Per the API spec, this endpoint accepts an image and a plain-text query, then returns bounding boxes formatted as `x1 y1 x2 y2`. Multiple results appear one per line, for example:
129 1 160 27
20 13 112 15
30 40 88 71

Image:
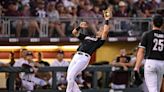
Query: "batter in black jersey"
134 14 164 92
66 7 113 92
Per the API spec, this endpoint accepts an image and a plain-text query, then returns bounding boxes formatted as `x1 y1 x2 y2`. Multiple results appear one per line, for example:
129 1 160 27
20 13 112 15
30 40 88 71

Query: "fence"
0 17 151 38
0 65 142 92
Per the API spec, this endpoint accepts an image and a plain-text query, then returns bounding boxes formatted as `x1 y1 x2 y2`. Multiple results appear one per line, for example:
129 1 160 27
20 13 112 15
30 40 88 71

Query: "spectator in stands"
47 1 65 37
110 49 133 89
0 4 2 16
21 4 31 17
133 0 148 17
64 6 79 37
35 1 47 18
79 2 98 35
29 0 48 37
112 0 120 13
5 1 23 37
93 5 103 19
62 0 76 11
126 0 137 17
20 0 30 6
92 0 109 11
20 3 40 37
49 50 69 90
77 0 85 16
160 1 164 8
147 0 160 12
114 1 130 17
142 7 152 18
69 6 78 27
4 0 40 37
114 1 132 33
0 4 3 36
56 2 71 37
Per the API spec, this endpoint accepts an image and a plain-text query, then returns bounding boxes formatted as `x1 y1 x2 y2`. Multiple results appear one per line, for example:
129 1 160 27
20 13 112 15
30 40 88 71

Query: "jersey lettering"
152 38 164 52
85 36 98 41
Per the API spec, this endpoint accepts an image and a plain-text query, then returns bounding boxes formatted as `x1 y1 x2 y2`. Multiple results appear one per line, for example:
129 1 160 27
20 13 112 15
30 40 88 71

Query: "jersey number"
153 38 164 52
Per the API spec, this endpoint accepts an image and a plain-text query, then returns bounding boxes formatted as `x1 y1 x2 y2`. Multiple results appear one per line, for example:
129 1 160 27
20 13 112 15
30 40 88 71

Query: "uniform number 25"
153 38 164 52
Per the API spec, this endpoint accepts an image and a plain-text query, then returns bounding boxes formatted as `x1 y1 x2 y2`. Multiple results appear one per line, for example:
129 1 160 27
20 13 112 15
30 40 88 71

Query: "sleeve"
99 40 105 45
138 32 147 49
65 61 69 66
77 33 86 41
96 39 105 48
50 62 55 67
13 61 21 67
116 57 120 62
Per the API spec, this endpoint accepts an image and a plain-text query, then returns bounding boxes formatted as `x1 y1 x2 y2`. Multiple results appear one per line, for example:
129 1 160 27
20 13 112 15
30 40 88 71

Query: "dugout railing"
0 65 142 92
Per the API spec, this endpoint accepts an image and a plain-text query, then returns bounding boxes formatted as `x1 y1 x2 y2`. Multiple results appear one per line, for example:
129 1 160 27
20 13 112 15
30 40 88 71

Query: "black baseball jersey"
139 30 164 60
77 33 105 55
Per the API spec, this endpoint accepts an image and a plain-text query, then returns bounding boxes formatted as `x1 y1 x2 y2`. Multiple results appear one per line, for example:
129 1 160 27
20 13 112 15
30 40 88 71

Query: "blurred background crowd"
0 0 163 92
0 0 163 37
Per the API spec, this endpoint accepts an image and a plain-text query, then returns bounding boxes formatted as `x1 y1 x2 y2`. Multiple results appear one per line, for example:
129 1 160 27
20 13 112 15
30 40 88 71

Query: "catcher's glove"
131 71 143 86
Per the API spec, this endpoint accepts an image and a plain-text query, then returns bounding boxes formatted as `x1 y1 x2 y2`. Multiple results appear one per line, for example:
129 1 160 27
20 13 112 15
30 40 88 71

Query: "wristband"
76 26 81 31
105 20 109 25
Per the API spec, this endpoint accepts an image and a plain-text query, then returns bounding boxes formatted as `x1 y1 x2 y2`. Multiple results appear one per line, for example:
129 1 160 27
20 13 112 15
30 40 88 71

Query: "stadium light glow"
0 46 22 51
25 46 59 51
0 45 79 51
61 45 78 51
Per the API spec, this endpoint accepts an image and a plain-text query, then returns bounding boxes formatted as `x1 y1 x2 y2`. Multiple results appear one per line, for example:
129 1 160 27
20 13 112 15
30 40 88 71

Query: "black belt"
22 79 34 83
77 52 89 57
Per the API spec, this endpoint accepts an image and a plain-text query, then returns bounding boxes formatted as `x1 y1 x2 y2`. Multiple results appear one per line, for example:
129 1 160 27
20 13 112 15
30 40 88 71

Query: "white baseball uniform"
14 58 47 91
49 60 69 85
139 30 164 92
66 52 91 92
66 32 106 92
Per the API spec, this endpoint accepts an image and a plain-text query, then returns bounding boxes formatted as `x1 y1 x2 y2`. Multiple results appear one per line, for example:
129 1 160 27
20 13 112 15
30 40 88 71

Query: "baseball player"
66 8 112 92
134 14 164 92
49 50 69 86
14 51 47 91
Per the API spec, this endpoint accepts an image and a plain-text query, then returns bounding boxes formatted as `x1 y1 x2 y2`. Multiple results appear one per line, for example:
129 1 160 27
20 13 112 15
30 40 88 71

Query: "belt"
77 51 90 57
22 79 34 83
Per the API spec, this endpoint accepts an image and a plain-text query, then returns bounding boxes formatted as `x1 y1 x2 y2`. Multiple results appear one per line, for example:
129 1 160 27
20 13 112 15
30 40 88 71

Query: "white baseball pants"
66 52 91 92
144 59 164 92
22 76 47 91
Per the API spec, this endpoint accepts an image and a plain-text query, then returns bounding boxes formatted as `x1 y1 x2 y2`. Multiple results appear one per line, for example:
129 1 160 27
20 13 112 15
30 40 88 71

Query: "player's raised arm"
101 7 113 40
72 22 88 37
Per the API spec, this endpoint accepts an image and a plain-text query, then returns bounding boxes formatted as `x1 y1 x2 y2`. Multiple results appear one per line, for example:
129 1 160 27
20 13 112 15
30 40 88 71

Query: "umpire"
134 14 164 92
